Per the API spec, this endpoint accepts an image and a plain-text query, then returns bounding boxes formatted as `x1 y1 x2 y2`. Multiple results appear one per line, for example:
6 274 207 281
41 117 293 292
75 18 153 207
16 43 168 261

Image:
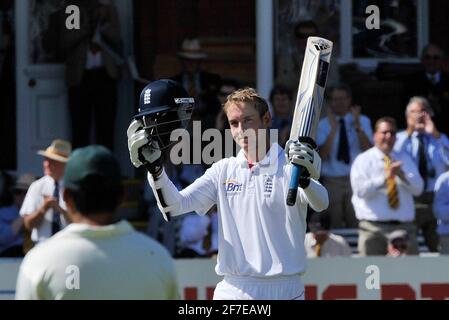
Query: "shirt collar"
373 146 392 159
236 143 283 168
60 220 133 238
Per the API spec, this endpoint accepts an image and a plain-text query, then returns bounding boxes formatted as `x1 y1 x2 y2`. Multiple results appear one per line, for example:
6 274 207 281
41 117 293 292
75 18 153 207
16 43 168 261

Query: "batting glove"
285 138 321 180
127 119 162 173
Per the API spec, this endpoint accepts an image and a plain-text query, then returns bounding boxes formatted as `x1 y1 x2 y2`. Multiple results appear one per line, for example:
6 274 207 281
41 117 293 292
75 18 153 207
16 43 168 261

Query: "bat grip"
286 163 306 206
156 188 171 221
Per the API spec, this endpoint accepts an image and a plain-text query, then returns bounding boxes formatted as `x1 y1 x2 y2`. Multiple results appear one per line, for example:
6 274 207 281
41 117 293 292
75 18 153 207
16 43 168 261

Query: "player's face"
329 89 351 116
406 102 426 133
374 121 397 153
226 102 271 154
43 158 66 181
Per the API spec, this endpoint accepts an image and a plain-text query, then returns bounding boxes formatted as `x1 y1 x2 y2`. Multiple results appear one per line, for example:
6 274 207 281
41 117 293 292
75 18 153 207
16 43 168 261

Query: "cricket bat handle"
286 164 306 206
286 137 316 206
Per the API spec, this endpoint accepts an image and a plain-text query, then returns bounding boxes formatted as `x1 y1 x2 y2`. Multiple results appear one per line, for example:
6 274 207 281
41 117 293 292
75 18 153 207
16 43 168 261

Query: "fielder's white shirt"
20 175 68 242
350 147 424 222
149 143 329 277
15 220 179 300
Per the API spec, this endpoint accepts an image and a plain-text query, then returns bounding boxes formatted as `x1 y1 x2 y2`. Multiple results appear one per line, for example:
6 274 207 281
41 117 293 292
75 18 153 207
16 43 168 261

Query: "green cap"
64 145 121 191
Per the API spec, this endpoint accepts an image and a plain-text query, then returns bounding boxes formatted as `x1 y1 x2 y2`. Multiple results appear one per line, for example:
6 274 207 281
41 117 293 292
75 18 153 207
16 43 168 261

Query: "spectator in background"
317 85 373 229
394 97 449 252
304 212 352 258
407 44 449 136
215 79 239 132
275 20 339 92
20 140 72 244
176 209 217 258
351 117 423 256
44 0 123 151
387 229 409 257
175 164 217 258
172 38 222 131
269 85 294 147
15 146 179 299
433 170 449 254
276 20 319 91
0 174 35 257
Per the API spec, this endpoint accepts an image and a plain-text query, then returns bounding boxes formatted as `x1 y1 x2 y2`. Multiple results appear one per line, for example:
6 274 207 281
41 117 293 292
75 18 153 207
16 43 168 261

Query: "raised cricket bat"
286 37 333 206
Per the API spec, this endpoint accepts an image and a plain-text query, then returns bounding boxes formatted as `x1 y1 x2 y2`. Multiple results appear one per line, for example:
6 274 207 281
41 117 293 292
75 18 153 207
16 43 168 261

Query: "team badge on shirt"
224 179 243 194
263 175 273 197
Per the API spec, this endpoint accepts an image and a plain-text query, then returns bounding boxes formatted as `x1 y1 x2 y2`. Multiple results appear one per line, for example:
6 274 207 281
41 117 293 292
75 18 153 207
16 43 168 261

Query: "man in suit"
171 38 222 132
407 44 449 136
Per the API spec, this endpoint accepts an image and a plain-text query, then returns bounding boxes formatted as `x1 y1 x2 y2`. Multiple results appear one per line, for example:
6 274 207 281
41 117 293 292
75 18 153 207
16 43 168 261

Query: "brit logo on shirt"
224 179 243 194
264 175 273 197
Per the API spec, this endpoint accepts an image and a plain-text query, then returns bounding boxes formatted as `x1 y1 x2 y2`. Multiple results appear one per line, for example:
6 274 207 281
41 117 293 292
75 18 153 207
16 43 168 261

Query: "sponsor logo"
224 179 243 193
312 39 330 51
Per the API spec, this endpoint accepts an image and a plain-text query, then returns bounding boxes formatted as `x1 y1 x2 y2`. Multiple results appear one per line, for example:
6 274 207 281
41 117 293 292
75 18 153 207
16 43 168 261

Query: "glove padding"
285 138 321 180
127 119 162 173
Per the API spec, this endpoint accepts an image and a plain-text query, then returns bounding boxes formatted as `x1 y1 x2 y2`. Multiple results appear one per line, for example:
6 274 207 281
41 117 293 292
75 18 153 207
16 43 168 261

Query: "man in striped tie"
350 117 424 255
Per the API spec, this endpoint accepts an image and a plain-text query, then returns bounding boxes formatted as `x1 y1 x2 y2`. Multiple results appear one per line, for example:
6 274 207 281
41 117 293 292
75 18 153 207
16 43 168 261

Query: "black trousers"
68 68 117 151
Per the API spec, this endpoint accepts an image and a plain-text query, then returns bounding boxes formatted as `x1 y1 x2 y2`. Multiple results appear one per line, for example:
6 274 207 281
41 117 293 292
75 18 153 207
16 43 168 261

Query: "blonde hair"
223 87 269 118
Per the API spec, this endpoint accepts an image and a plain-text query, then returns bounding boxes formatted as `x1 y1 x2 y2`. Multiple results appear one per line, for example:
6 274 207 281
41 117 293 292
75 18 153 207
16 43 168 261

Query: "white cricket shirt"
15 220 179 300
149 143 328 277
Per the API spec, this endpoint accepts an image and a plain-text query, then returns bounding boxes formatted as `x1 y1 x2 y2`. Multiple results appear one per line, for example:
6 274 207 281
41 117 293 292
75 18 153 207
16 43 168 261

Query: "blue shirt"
0 205 23 253
433 171 449 235
317 113 373 177
394 131 449 192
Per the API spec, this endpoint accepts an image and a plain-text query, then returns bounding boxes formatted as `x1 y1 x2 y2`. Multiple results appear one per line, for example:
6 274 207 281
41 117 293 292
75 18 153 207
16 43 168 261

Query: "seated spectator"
0 174 35 257
434 170 449 254
304 213 352 258
387 230 409 257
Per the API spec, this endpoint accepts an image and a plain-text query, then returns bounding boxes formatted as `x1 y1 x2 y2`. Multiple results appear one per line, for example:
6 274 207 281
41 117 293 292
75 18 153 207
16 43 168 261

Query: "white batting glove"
127 119 162 170
285 139 321 180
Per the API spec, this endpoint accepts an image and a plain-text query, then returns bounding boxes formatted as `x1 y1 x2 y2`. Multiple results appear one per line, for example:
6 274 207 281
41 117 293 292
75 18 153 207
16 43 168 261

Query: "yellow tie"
384 155 399 209
315 243 322 257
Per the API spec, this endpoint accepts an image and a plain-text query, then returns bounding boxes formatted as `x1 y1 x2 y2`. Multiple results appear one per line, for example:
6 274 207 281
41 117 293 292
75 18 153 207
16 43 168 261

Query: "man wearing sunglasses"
408 43 449 136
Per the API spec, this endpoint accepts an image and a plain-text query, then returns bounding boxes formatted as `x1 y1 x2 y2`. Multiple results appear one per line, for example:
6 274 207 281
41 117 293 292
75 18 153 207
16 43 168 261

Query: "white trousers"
213 274 305 300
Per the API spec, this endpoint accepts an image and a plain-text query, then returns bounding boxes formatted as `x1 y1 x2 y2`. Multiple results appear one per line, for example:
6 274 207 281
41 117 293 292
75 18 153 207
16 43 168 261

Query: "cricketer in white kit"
128 82 329 300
